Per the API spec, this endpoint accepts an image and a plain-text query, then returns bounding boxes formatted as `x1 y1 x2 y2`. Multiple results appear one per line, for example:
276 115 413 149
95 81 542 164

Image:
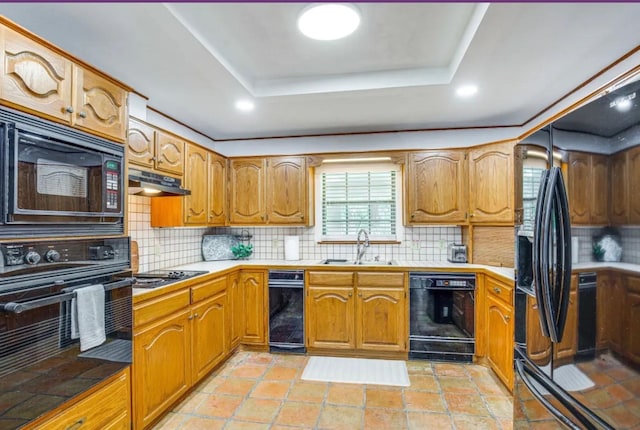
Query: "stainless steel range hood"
128 168 191 197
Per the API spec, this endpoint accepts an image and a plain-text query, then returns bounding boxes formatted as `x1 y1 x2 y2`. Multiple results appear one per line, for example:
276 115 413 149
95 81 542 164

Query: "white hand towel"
70 284 106 352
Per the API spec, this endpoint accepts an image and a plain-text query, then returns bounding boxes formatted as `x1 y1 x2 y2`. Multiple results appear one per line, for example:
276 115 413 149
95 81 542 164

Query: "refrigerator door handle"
533 168 552 337
552 169 572 342
515 353 615 430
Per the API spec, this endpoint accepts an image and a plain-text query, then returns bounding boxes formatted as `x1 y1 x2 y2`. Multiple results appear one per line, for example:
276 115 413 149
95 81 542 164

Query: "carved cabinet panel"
0 27 73 122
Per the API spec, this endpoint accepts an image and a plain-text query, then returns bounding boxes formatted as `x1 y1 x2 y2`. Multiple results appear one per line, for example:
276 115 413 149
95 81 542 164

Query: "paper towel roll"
284 236 300 260
571 237 579 264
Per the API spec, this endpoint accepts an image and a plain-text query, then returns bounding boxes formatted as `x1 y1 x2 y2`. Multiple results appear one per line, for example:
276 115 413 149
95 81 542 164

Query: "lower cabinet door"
307 286 355 349
486 294 514 390
356 287 406 352
192 292 228 381
228 272 242 349
134 309 191 429
240 270 267 345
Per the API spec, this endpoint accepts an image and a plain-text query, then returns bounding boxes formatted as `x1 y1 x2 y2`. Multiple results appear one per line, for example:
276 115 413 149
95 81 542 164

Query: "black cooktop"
132 270 207 288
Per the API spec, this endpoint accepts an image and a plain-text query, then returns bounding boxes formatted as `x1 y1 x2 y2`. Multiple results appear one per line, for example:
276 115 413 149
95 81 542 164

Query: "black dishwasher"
268 270 305 354
577 272 597 360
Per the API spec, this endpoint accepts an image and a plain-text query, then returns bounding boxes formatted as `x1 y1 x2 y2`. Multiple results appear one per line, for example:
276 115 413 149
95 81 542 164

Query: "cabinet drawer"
486 276 513 306
36 368 130 430
307 271 354 286
357 272 404 288
134 289 190 328
191 276 226 303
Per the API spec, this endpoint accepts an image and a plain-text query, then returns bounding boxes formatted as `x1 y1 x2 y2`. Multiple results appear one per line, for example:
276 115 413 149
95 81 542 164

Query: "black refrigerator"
513 71 640 429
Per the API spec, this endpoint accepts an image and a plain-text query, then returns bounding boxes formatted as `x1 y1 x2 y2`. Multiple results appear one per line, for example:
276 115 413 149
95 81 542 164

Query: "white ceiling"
1 3 640 142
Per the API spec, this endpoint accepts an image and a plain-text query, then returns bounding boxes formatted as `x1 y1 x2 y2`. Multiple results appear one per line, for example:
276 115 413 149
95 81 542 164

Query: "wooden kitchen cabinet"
192 290 228 381
610 151 628 225
468 141 515 224
405 150 468 224
127 117 185 178
150 142 227 227
34 368 130 430
229 156 311 225
624 276 640 364
229 158 267 224
0 26 72 123
306 271 407 353
0 26 128 142
554 275 578 361
73 66 127 142
355 272 406 352
184 143 209 225
307 285 356 349
628 146 640 224
485 275 514 390
228 271 242 349
568 152 609 225
240 270 268 345
526 295 551 366
208 152 227 225
155 130 185 176
267 156 309 224
127 118 156 169
134 308 192 429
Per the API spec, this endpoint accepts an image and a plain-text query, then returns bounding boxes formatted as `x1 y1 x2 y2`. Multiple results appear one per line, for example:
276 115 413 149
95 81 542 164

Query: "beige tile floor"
152 351 513 430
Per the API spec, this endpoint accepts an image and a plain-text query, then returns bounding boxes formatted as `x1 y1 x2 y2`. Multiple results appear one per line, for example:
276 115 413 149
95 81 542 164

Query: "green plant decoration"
231 243 253 259
592 243 604 262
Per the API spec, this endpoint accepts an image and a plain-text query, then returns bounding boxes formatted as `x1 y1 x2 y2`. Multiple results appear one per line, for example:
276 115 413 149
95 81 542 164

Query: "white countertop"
133 259 516 296
572 261 640 274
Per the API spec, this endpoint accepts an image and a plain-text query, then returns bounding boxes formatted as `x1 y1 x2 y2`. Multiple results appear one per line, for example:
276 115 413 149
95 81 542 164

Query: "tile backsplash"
571 226 640 264
129 196 462 271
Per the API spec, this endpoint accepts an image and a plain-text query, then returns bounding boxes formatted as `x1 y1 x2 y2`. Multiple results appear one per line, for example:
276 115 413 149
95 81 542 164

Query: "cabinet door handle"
188 315 194 320
505 315 511 322
493 287 501 294
65 106 74 113
348 292 353 297
470 212 475 217
78 111 87 119
65 418 85 430
358 293 362 297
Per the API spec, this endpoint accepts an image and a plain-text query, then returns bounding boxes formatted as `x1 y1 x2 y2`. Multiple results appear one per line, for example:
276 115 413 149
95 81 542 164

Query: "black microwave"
0 107 125 238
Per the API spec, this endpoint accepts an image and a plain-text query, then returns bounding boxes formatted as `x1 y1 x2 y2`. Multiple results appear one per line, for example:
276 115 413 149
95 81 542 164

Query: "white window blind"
320 170 397 240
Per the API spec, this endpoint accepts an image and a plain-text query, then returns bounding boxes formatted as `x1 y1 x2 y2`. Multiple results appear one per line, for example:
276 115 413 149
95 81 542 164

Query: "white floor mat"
553 364 595 392
534 363 595 394
301 356 410 387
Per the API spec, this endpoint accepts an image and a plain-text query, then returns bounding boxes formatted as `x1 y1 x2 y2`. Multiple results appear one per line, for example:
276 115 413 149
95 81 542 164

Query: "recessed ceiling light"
297 4 361 41
235 100 255 112
456 85 478 98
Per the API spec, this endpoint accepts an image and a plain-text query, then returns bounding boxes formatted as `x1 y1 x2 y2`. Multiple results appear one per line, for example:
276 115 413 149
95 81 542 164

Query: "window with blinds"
320 169 398 241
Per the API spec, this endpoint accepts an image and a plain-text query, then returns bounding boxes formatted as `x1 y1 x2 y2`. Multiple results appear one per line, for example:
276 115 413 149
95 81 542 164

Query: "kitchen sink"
319 259 398 266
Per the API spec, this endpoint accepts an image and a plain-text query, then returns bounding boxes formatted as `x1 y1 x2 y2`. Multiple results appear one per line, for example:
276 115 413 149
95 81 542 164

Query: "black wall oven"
0 106 124 238
0 237 132 429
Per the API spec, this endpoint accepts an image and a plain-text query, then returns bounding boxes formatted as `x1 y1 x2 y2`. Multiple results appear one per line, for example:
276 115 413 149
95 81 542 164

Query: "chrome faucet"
355 229 370 264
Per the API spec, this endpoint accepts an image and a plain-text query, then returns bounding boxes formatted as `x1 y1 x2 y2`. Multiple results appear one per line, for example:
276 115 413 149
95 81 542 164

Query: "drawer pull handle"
65 417 85 430
493 287 501 294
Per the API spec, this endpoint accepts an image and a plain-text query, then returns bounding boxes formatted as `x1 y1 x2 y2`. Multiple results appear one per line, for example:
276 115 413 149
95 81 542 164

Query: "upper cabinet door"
406 150 467 224
266 156 307 224
184 143 209 225
567 152 591 224
155 131 185 176
590 154 609 225
468 142 515 224
73 67 127 142
0 27 73 122
229 158 267 224
628 146 640 224
610 151 628 225
208 152 227 226
127 118 156 169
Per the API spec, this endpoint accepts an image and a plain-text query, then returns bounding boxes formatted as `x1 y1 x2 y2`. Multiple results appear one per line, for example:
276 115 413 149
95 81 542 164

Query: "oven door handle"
0 278 133 314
